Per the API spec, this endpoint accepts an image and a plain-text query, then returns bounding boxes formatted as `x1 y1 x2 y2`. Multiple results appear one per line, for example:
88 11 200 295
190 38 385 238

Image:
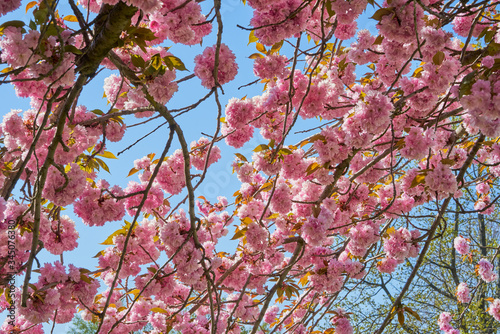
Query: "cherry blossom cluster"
74 180 125 226
438 312 459 334
378 228 420 273
477 258 499 283
330 308 354 334
454 236 470 255
253 54 290 79
17 261 99 326
0 0 20 16
190 137 222 171
194 43 238 89
456 282 471 304
103 46 179 114
488 299 500 322
147 0 212 45
1 27 77 99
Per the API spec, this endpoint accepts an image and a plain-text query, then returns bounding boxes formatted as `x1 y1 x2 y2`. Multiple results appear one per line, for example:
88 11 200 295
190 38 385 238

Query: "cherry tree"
0 0 500 333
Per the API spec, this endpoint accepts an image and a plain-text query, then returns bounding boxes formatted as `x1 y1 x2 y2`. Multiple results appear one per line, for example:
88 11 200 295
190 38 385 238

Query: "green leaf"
338 57 348 71
256 43 266 53
128 26 157 41
64 45 83 55
63 15 78 22
131 54 145 68
128 167 139 177
410 174 426 188
80 274 92 284
235 153 247 161
94 158 110 173
270 40 283 54
459 71 476 97
306 162 320 175
90 109 104 116
45 23 62 36
34 7 48 24
101 223 133 245
97 151 118 159
162 56 174 70
404 307 421 321
373 35 384 45
249 53 264 59
163 55 187 71
485 30 496 44
440 158 455 165
371 7 394 21
397 310 405 326
151 307 169 314
487 42 500 56
150 54 162 70
325 0 336 17
477 27 489 40
230 227 248 240
0 20 25 36
0 20 26 30
248 30 258 45
432 51 445 66
253 144 269 152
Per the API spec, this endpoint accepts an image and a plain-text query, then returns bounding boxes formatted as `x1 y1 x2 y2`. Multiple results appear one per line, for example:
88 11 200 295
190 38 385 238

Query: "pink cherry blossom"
454 236 470 255
74 180 126 226
330 308 354 334
250 0 309 46
253 54 290 79
43 164 87 207
456 282 471 303
0 0 21 16
477 258 498 283
488 299 500 321
190 137 221 171
194 43 238 88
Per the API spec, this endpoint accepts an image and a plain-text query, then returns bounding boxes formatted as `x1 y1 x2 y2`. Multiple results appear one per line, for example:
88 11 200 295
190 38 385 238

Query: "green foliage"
67 314 99 334
67 315 155 334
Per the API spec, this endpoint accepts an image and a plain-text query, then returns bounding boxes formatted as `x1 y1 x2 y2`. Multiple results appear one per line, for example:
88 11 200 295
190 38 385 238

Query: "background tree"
342 170 500 333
